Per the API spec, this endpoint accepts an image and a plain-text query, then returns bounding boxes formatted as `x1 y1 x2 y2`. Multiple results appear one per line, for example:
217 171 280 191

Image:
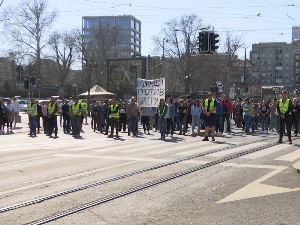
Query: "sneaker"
212 137 215 142
148 131 150 135
289 141 293 145
55 135 59 138
115 135 120 138
277 140 283 144
202 137 209 141
170 134 173 138
107 135 113 138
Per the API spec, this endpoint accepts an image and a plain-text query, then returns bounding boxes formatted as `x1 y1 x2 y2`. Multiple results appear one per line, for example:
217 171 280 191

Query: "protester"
177 99 187 135
70 97 82 138
191 99 201 137
259 99 270 133
202 92 217 141
107 98 119 138
0 100 7 135
94 100 103 133
62 99 71 134
157 98 168 140
220 95 233 134
6 99 14 134
166 98 175 137
291 98 300 136
140 107 151 135
12 97 20 128
243 98 253 135
47 97 58 138
126 97 139 137
28 98 37 137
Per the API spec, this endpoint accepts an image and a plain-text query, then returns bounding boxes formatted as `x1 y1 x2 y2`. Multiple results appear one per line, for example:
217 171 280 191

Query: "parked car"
2 98 9 106
18 100 29 112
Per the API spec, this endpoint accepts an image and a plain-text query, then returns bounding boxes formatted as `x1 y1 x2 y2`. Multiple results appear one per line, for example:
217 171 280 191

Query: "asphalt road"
0 113 300 225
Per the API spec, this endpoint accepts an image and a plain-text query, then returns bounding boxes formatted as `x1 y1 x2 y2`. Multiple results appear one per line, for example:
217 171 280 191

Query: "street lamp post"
72 83 77 98
162 38 168 78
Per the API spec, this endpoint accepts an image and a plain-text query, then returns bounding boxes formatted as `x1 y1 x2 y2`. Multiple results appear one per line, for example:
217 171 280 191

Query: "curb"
292 161 300 173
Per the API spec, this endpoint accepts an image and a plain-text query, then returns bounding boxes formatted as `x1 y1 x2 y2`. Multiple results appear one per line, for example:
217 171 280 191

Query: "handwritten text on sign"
137 78 165 107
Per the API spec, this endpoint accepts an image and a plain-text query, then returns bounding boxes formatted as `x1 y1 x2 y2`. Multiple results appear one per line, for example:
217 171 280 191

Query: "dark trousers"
91 114 95 129
166 118 174 135
215 114 221 133
72 116 81 136
141 116 150 133
221 113 231 133
291 116 299 134
63 115 70 133
279 116 291 141
36 116 41 130
119 117 127 132
94 116 102 132
110 117 119 135
105 118 110 134
43 116 49 132
48 116 58 136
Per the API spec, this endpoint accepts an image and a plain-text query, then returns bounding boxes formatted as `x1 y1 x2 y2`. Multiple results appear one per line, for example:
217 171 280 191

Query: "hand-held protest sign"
137 78 165 107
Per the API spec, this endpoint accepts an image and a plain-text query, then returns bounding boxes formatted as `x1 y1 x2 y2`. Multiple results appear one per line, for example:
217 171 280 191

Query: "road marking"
275 149 300 161
217 163 300 203
240 144 290 159
0 161 137 196
175 144 229 156
207 142 267 157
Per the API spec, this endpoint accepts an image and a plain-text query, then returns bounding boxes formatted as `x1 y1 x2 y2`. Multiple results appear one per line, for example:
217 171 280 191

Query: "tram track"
0 137 276 214
24 140 281 225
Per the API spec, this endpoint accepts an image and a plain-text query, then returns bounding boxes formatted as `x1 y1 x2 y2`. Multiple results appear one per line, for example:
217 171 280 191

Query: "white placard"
137 78 165 107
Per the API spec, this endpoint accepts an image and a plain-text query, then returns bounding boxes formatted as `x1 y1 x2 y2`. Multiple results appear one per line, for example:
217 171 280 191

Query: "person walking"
47 97 58 138
220 95 232 134
277 90 292 144
0 100 7 135
202 92 217 141
107 98 119 138
191 99 201 137
6 99 14 134
62 99 71 134
291 98 300 136
157 98 168 140
126 97 139 137
94 100 103 133
28 98 37 137
166 98 175 137
12 97 20 129
259 99 270 133
70 97 82 138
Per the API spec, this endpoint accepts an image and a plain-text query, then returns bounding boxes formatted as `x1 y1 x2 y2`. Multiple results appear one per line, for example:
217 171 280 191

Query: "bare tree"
3 0 57 79
48 29 78 88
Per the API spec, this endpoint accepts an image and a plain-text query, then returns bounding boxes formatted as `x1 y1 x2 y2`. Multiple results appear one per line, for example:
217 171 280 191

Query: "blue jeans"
128 116 137 135
158 118 167 137
244 115 252 133
221 113 231 133
270 114 277 131
192 116 200 133
261 116 269 131
29 116 36 135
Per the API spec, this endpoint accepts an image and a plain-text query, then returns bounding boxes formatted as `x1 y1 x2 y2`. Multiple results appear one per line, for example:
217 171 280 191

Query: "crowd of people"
0 90 298 144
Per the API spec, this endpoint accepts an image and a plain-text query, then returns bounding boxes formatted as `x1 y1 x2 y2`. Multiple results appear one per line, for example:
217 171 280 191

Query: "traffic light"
24 79 29 89
210 32 219 52
198 32 210 53
246 87 249 93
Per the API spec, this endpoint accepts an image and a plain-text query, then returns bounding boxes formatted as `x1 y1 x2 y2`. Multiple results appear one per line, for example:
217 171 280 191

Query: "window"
136 22 141 32
285 60 290 65
262 73 266 77
135 46 140 52
296 55 299 60
285 79 290 83
285 67 290 71
268 54 273 58
268 60 272 64
131 44 135 50
285 73 289 77
116 18 130 28
268 48 273 51
296 62 299 68
268 73 272 77
118 36 130 42
116 43 130 49
285 54 290 57
83 30 96 35
276 54 282 59
268 80 271 83
296 68 299 73
100 18 114 28
118 29 130 35
268 66 272 70
275 47 282 51
262 54 266 57
135 33 140 39
131 31 135 36
275 66 282 70
131 19 135 29
84 18 99 28
286 47 289 51
136 40 140 46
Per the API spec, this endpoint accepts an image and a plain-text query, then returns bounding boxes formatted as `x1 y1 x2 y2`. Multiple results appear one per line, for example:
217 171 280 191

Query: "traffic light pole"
186 34 190 94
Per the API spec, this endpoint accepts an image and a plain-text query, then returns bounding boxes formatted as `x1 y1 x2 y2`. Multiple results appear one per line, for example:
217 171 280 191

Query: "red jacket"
220 100 233 114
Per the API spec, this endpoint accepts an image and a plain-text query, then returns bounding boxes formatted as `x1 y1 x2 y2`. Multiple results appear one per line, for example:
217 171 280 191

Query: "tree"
3 0 57 80
152 14 210 93
48 29 78 88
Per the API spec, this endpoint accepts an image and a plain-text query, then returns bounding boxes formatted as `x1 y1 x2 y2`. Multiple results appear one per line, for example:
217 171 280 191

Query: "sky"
2 0 300 60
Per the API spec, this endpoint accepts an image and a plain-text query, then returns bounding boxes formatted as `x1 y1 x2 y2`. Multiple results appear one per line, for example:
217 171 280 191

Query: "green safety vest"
204 99 216 113
158 105 167 119
28 103 37 116
48 103 58 116
109 105 119 118
279 98 291 115
81 102 87 111
72 102 81 116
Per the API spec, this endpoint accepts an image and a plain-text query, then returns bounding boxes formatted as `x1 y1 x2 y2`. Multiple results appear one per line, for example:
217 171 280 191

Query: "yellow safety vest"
72 102 81 116
48 103 58 116
279 98 291 115
81 102 87 111
158 105 167 118
28 103 37 116
204 99 216 113
109 105 119 118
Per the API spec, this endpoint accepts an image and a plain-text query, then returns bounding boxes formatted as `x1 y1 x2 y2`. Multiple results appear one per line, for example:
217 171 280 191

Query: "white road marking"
240 144 290 159
275 149 300 161
207 142 267 157
217 163 300 203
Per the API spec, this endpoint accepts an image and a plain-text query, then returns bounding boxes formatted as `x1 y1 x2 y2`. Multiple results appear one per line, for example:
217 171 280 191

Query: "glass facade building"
82 15 141 58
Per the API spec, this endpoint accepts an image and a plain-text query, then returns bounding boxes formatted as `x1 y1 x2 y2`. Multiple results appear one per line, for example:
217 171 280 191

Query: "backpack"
216 100 223 114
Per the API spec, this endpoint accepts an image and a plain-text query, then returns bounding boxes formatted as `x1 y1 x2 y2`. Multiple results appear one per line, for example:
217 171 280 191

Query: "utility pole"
244 48 247 93
186 33 190 94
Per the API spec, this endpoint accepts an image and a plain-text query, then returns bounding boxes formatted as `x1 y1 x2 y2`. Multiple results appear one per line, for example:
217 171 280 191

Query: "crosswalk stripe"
275 149 300 161
240 144 290 159
205 142 267 157
175 144 229 156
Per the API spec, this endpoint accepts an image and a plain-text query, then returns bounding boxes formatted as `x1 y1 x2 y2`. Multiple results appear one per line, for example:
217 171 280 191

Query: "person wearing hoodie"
126 97 139 137
166 97 175 138
157 98 168 140
191 99 202 136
